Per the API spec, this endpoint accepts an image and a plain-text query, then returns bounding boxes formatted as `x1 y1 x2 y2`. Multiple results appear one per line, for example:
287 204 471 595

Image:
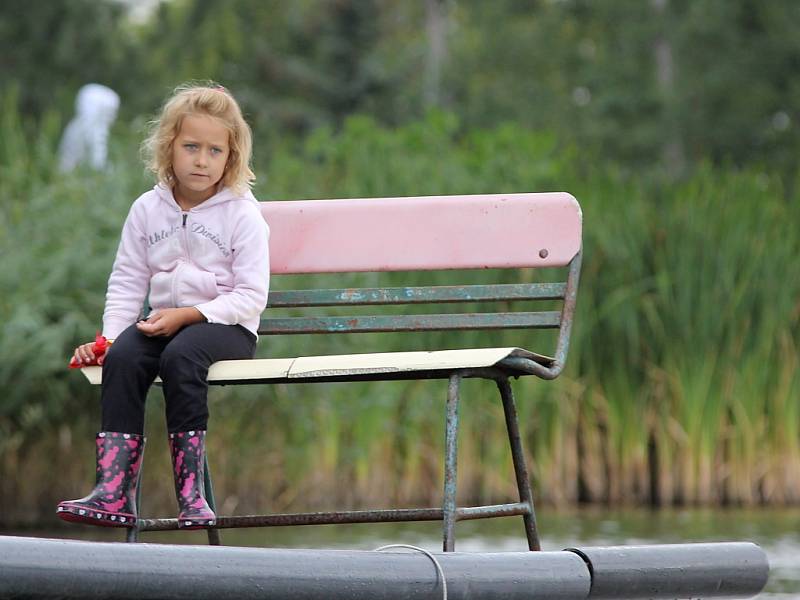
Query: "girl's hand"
136 308 206 337
73 341 101 366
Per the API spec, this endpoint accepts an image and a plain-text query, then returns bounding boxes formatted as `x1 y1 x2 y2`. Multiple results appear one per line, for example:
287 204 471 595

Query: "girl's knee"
159 343 184 371
159 342 208 379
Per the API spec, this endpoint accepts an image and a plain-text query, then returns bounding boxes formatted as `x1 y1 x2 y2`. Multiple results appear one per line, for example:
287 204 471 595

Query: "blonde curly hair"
142 83 255 194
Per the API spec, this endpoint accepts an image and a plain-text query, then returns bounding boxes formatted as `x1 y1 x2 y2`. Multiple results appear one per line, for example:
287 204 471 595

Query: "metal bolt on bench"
81 192 583 551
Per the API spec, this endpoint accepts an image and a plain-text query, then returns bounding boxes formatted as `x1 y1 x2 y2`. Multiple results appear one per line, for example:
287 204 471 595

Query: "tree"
0 0 136 118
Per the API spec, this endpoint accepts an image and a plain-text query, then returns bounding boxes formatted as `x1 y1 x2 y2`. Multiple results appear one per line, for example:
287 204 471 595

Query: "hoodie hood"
153 183 258 211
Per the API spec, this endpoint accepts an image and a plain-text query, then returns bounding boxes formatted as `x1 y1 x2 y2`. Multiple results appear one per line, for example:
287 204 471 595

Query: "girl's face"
171 113 230 207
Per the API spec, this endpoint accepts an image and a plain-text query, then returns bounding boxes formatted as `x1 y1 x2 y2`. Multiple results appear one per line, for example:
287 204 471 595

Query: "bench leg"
442 373 461 552
496 377 541 551
125 524 140 543
125 467 143 543
203 454 222 545
125 453 221 545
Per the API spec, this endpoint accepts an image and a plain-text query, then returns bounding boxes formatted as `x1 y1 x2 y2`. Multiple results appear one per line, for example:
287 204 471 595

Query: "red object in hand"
69 333 111 369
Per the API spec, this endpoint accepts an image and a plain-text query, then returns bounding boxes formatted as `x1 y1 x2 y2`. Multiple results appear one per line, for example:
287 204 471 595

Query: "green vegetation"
1 108 797 524
4 1 800 175
2 0 799 525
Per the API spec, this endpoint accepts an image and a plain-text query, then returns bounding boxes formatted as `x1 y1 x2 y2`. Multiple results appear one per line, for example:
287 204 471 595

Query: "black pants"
101 322 257 434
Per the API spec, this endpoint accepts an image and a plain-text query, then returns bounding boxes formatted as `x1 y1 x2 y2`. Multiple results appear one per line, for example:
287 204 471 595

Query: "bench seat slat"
79 347 554 386
258 311 561 335
268 282 567 307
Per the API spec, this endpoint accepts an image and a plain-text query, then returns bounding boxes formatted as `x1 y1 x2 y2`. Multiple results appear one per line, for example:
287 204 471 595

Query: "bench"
81 191 583 551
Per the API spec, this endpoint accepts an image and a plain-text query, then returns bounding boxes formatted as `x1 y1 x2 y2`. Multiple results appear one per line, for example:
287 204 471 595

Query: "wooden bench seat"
82 347 553 385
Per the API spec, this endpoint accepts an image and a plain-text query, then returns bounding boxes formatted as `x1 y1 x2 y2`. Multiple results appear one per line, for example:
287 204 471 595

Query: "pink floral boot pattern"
57 432 145 528
169 430 216 529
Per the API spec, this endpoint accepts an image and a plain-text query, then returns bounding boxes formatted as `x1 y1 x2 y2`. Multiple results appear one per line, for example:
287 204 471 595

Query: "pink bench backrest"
260 192 582 274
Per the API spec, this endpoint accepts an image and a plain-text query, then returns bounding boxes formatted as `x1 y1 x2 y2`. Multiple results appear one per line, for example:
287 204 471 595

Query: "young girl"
57 83 270 529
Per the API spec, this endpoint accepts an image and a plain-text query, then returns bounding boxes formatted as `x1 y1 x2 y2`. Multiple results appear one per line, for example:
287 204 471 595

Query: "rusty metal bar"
550 250 582 377
496 356 557 380
259 311 560 335
442 373 461 552
136 503 529 532
139 508 444 531
203 454 221 546
455 502 530 520
268 282 567 307
125 525 139 542
125 469 144 543
497 376 541 550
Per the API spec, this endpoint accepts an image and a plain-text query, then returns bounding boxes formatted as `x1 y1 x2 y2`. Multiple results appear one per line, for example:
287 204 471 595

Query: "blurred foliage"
133 0 392 136
447 0 800 175
3 0 800 174
2 0 800 521
0 0 137 116
1 111 798 523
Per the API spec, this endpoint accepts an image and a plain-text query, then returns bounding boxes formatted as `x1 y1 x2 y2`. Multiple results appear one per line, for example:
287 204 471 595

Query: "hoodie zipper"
181 212 192 261
171 211 191 307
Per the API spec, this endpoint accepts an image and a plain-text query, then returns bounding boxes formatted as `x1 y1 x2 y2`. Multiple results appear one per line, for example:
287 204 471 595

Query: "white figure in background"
58 84 120 172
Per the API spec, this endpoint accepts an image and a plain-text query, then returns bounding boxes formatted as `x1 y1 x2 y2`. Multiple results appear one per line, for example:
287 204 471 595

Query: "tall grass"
1 109 798 525
569 166 800 505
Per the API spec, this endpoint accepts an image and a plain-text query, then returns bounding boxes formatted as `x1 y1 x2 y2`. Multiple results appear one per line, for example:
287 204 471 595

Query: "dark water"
8 507 800 598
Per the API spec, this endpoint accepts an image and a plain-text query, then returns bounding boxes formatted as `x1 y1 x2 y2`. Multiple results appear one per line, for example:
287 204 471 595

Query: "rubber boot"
169 430 216 529
56 432 145 528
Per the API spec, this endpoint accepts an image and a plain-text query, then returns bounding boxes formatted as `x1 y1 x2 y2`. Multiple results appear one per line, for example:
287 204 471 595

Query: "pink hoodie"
102 183 270 339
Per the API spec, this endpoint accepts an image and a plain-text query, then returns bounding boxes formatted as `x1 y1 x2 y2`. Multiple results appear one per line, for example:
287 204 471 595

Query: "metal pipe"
0 537 768 600
203 454 221 546
551 249 583 377
0 535 590 600
138 502 531 532
442 372 461 551
496 355 557 379
567 542 769 599
496 376 541 550
125 467 144 543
